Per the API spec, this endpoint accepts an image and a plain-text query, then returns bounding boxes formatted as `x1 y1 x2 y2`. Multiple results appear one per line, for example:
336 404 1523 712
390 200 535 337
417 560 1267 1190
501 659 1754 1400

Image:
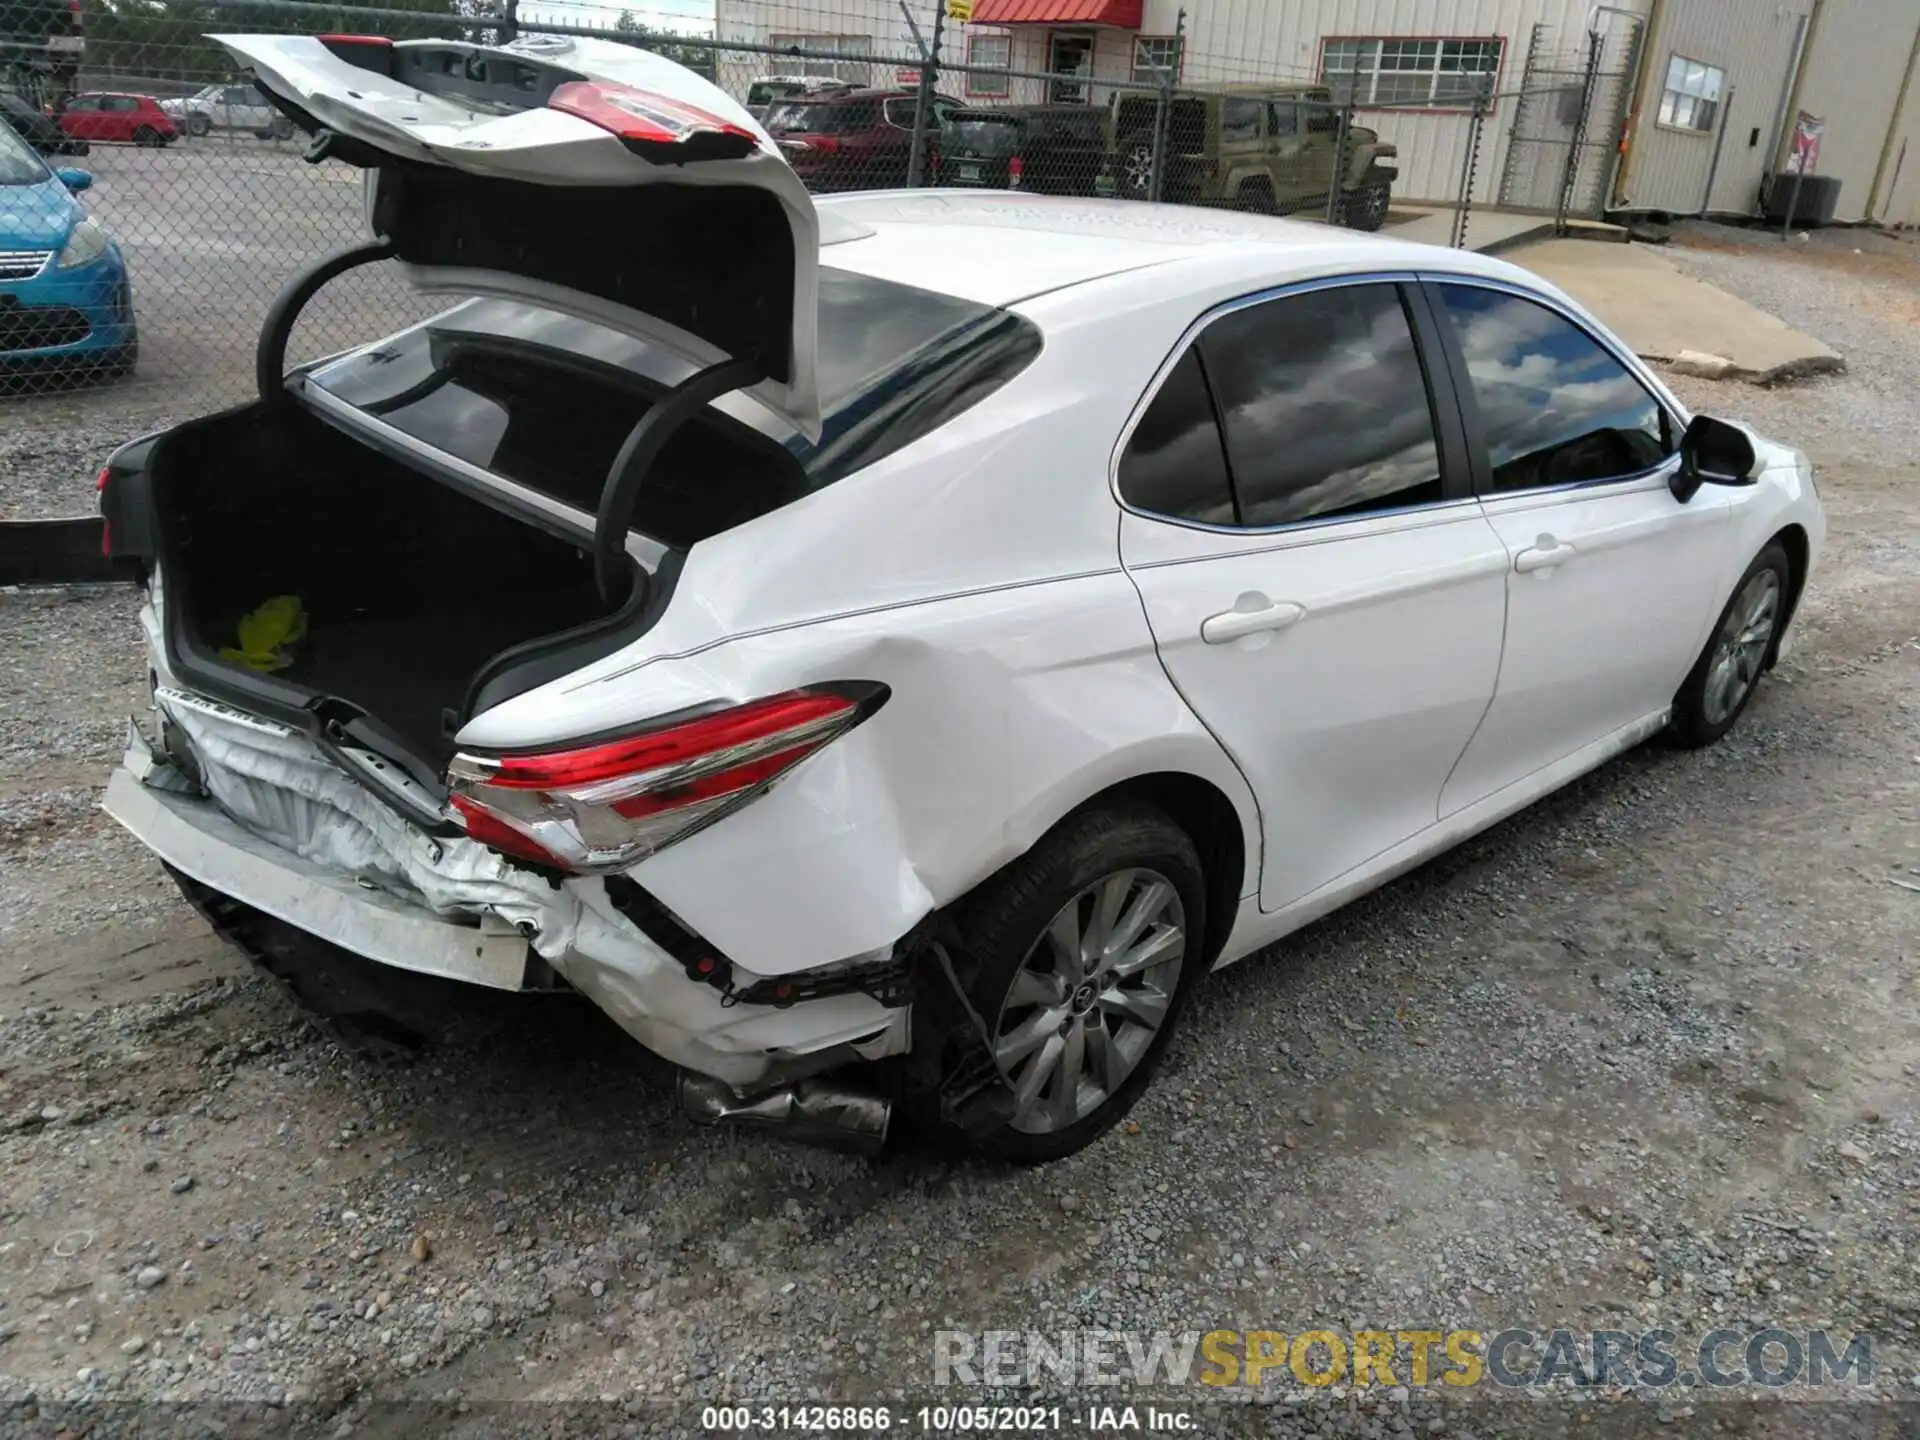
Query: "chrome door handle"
1514 535 1577 574
1201 596 1304 644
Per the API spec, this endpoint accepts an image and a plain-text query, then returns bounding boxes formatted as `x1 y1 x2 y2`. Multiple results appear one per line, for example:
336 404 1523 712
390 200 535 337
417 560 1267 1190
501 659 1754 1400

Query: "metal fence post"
1450 91 1489 249
1144 8 1184 204
1555 27 1603 233
1325 98 1355 224
1148 78 1170 203
904 0 943 187
1699 85 1734 217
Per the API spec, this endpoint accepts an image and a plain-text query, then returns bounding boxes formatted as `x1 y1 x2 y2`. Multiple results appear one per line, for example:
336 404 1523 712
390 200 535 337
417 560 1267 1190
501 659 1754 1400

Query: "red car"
57 93 177 147
763 89 956 192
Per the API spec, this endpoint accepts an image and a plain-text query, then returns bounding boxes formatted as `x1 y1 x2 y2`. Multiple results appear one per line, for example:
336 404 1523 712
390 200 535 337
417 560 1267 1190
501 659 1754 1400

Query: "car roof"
817 191 1545 310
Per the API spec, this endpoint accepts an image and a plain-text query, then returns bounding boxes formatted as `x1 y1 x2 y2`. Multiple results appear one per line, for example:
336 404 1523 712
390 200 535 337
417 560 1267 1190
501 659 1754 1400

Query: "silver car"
160 83 294 139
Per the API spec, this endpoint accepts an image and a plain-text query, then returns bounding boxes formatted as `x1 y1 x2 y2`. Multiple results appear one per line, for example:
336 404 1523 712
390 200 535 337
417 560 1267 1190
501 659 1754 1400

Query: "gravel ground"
2 229 1919 1440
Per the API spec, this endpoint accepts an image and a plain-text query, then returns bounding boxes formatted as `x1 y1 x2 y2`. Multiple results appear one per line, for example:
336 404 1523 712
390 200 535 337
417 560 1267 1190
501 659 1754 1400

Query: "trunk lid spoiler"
215 31 823 439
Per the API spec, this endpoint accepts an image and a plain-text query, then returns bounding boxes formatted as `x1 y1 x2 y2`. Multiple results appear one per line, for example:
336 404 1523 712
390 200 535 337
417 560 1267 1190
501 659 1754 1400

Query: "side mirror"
1671 414 1756 503
55 167 92 192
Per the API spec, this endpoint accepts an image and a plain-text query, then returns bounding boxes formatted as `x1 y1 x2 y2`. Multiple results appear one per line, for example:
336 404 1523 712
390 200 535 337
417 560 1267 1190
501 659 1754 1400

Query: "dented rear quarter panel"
453 298 1264 975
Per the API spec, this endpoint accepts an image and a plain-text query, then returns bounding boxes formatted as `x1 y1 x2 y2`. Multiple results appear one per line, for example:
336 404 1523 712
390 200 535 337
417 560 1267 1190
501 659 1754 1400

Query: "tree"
76 0 481 87
611 9 713 82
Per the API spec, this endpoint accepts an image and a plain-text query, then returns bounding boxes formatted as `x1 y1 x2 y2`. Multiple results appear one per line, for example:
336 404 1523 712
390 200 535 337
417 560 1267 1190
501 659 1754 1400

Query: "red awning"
969 0 1142 26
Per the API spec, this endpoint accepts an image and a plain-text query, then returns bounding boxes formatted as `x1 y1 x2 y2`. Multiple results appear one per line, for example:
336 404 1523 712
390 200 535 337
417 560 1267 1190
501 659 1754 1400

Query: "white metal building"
715 0 1920 220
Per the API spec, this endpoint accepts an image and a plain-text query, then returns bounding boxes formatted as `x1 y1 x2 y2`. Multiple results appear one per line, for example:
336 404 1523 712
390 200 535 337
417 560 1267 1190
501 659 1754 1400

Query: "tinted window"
1267 101 1297 137
104 97 137 112
774 100 878 134
1118 349 1235 525
1435 284 1673 492
1198 285 1444 527
1221 97 1260 142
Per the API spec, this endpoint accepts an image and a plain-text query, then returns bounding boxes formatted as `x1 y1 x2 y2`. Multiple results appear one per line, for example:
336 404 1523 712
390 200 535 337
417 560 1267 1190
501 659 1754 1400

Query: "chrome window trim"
1416 271 1691 500
1109 269 1460 538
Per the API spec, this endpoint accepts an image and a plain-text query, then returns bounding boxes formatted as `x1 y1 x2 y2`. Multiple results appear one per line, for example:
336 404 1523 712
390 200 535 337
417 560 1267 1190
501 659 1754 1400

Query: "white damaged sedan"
99 33 1823 1162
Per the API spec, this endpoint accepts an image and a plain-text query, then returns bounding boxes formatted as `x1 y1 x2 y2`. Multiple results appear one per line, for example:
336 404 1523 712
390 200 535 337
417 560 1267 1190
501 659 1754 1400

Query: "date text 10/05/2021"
700 1406 1197 1431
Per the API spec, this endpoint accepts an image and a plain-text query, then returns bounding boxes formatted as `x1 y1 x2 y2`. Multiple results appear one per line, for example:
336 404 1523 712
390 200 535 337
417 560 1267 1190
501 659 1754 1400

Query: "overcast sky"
522 0 716 36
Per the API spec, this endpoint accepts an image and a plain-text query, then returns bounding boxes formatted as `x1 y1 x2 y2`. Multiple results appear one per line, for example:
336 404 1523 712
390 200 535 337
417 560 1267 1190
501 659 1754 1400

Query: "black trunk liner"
270 589 597 761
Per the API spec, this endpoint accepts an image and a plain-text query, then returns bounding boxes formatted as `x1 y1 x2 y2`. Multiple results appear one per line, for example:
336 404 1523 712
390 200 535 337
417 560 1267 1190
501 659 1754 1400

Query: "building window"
965 30 1012 97
1131 35 1182 84
1320 37 1502 110
767 34 873 85
1658 54 1725 132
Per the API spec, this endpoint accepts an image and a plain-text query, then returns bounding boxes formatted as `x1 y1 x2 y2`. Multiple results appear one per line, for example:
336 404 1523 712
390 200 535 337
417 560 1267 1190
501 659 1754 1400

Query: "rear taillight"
1007 154 1024 188
446 685 885 873
548 81 758 164
95 465 111 556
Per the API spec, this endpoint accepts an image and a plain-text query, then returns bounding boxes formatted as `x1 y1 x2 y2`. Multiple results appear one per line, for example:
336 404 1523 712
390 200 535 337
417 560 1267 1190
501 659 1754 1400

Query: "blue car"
0 118 136 380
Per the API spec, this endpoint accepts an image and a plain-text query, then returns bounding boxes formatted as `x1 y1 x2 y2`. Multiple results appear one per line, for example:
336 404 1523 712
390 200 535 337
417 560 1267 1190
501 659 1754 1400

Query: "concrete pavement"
1498 236 1844 382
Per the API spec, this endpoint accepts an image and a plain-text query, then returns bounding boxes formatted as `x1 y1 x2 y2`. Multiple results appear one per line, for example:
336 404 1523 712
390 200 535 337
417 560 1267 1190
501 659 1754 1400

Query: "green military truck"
1101 83 1397 231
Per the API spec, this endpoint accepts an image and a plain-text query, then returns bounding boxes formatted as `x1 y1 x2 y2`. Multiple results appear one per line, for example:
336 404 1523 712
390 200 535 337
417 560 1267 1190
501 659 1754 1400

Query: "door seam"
1434 503 1514 823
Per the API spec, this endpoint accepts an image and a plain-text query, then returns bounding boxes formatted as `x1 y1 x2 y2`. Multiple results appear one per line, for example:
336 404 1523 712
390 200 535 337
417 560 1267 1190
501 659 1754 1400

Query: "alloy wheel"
1702 568 1780 725
1122 143 1154 195
992 868 1187 1135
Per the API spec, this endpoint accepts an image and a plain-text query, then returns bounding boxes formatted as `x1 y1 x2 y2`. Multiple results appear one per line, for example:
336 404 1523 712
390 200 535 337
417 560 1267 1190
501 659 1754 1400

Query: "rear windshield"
768 100 877 134
304 269 1041 540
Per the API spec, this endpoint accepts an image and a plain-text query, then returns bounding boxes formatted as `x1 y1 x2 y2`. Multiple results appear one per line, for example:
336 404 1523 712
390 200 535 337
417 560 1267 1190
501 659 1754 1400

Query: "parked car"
743 74 853 120
0 87 84 154
937 104 1105 195
160 81 294 139
56 91 176 146
764 87 957 191
99 33 1822 1164
0 116 136 376
1103 82 1397 229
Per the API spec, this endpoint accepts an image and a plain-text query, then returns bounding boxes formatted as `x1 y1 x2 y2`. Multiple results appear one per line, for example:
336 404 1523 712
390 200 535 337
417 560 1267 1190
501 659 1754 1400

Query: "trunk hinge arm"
256 237 398 402
593 355 766 605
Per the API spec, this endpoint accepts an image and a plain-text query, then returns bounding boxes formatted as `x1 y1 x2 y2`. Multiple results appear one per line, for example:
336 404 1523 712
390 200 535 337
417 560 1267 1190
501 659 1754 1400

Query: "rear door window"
1197 284 1445 527
1117 349 1235 525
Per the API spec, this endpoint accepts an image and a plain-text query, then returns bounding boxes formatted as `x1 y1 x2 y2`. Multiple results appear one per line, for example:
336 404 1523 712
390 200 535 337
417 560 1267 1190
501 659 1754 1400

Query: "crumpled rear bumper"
104 698 909 1089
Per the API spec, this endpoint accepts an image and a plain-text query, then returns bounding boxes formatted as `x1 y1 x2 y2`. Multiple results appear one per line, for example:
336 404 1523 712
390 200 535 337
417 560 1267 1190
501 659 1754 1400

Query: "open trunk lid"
215 31 824 438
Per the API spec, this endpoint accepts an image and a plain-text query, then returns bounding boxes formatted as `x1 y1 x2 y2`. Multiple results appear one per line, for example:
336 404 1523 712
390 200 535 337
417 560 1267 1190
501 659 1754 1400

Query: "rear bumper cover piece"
105 697 909 1088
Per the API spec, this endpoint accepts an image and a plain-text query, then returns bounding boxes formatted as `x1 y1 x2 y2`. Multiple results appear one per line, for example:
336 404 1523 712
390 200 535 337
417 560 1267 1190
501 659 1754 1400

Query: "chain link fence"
0 0 1579 419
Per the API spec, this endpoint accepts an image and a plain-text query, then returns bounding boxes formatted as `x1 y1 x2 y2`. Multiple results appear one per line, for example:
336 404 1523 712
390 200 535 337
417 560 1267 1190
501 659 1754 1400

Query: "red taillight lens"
1007 155 1024 187
446 687 881 873
548 80 757 163
96 465 111 556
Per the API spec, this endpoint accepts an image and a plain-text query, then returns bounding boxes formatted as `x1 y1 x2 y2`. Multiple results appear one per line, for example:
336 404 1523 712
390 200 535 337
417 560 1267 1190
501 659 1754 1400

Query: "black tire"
166 866 523 1060
270 115 294 140
940 802 1208 1164
1233 178 1276 214
1340 180 1391 231
185 112 210 137
132 125 161 147
1669 541 1793 748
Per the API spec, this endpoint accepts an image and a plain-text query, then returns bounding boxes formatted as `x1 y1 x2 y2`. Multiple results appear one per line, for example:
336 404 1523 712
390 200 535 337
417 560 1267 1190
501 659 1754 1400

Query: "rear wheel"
1668 541 1792 748
1339 179 1391 231
1117 133 1156 198
166 867 523 1060
132 125 162 147
941 803 1208 1163
1233 177 1276 213
185 112 211 137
